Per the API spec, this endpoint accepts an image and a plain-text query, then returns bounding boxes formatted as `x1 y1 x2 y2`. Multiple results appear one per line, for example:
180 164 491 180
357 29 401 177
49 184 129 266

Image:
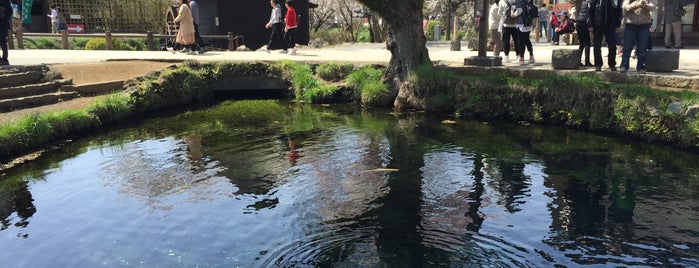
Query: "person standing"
284 0 297 55
619 0 655 73
537 3 548 41
0 0 11 65
489 0 504 58
264 0 286 53
173 0 196 54
577 0 593 67
499 0 519 63
10 0 19 33
663 0 685 49
47 4 58 33
588 0 623 72
189 0 206 53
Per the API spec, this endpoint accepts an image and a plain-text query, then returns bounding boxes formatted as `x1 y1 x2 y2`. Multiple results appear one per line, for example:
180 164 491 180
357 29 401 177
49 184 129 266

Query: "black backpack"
526 0 539 20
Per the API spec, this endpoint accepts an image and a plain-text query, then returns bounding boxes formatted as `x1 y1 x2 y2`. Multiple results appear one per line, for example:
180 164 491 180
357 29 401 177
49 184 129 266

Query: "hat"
560 11 568 16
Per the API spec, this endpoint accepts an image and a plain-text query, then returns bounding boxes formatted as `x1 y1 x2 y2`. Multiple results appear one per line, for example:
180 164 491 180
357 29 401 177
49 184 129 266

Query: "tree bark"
357 0 432 109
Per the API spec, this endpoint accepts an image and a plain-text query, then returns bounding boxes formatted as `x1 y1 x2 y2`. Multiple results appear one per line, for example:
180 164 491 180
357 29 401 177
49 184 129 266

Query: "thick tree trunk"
358 0 432 110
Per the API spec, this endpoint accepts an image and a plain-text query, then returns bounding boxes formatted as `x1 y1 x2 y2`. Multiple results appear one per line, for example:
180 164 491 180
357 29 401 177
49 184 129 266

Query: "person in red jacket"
284 0 298 55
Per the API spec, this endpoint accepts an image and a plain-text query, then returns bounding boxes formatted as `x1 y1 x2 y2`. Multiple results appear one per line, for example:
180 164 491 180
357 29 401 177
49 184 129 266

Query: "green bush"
84 38 123 50
119 38 147 51
346 66 387 103
316 63 354 82
24 37 62 49
71 38 91 50
310 28 353 46
425 20 441 41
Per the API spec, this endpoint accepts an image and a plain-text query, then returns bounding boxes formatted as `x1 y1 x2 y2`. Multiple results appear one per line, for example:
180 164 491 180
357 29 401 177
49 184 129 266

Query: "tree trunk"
358 0 432 109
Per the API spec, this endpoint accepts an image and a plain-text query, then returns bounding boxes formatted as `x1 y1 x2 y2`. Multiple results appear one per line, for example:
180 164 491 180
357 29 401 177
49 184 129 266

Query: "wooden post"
61 30 69 49
227 32 234 51
105 31 112 50
16 28 23 49
147 31 155 51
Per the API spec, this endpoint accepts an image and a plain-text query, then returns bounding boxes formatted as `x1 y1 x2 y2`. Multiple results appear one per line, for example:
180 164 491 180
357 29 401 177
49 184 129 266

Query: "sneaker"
263 47 270 53
665 45 671 49
178 48 188 53
166 47 176 54
518 57 525 64
198 47 206 54
619 67 628 73
280 50 289 54
289 48 297 55
186 49 197 55
594 66 601 72
0 58 9 66
503 56 510 63
528 55 535 64
584 62 594 67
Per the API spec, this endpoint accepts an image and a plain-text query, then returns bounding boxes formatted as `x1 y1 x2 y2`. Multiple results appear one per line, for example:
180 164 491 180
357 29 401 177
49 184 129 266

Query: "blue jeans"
539 21 548 37
621 23 650 71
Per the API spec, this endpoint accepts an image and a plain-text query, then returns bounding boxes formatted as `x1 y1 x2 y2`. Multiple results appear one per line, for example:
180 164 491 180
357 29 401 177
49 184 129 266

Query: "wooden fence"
8 29 245 51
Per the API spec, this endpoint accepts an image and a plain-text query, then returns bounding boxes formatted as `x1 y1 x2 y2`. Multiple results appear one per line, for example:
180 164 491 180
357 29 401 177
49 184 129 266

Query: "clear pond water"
1 100 697 267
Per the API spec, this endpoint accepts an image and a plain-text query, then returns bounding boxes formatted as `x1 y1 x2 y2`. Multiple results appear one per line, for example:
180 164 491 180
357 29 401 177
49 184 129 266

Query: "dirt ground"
0 60 176 124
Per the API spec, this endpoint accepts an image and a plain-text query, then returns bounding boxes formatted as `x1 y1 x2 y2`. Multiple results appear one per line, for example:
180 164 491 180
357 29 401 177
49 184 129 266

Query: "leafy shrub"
84 38 123 50
316 63 354 82
425 20 441 41
24 37 62 49
71 38 91 50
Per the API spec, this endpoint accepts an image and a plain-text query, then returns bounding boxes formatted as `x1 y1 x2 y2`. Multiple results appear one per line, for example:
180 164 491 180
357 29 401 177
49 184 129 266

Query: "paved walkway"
7 41 699 80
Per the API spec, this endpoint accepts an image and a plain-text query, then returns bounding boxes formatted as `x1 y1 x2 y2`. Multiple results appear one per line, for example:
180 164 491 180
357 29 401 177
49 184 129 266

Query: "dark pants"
267 22 286 50
593 25 618 68
194 23 205 50
284 27 296 49
502 26 518 57
0 21 9 60
516 29 532 57
576 21 591 64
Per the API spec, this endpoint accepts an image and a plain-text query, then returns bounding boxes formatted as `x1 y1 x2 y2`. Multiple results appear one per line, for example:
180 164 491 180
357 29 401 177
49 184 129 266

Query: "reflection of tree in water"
0 179 36 238
484 159 532 213
102 136 231 209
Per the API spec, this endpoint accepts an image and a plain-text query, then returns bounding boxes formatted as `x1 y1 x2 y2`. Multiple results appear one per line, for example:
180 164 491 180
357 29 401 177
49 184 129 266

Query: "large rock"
551 49 581 69
646 50 679 72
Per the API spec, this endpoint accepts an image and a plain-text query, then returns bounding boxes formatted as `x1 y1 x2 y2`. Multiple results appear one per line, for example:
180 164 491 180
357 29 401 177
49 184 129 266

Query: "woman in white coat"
173 0 196 54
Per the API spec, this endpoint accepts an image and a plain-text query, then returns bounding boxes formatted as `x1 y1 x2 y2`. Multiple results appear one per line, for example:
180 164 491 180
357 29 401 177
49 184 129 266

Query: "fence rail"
9 29 244 51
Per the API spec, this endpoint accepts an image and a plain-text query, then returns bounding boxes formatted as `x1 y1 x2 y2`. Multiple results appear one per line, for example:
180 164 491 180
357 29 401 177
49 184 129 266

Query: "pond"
1 100 697 267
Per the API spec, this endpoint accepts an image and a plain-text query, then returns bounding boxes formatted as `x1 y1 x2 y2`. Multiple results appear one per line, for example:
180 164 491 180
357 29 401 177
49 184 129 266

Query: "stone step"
0 91 80 112
0 71 46 88
0 79 72 100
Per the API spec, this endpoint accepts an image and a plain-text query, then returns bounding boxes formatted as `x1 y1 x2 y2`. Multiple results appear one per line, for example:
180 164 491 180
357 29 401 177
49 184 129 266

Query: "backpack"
526 0 538 20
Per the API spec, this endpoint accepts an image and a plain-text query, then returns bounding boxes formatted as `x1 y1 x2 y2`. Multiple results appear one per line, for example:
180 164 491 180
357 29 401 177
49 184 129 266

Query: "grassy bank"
2 61 698 165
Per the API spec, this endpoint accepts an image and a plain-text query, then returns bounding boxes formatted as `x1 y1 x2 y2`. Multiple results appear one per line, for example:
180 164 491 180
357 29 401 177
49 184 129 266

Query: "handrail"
9 29 244 51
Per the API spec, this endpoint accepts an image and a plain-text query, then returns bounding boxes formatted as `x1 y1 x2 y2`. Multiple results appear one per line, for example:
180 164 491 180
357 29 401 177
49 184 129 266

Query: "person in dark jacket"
576 0 593 66
0 0 11 65
587 0 623 72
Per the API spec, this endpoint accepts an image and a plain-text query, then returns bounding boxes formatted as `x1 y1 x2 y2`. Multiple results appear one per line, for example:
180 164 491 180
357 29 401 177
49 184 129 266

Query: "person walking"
489 0 504 57
264 0 287 53
47 4 58 33
10 0 19 33
577 0 594 67
588 0 623 72
619 0 655 73
663 0 685 49
549 10 559 42
284 0 297 55
499 0 519 63
537 3 549 42
513 0 535 64
173 0 196 54
0 0 10 65
189 0 206 53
